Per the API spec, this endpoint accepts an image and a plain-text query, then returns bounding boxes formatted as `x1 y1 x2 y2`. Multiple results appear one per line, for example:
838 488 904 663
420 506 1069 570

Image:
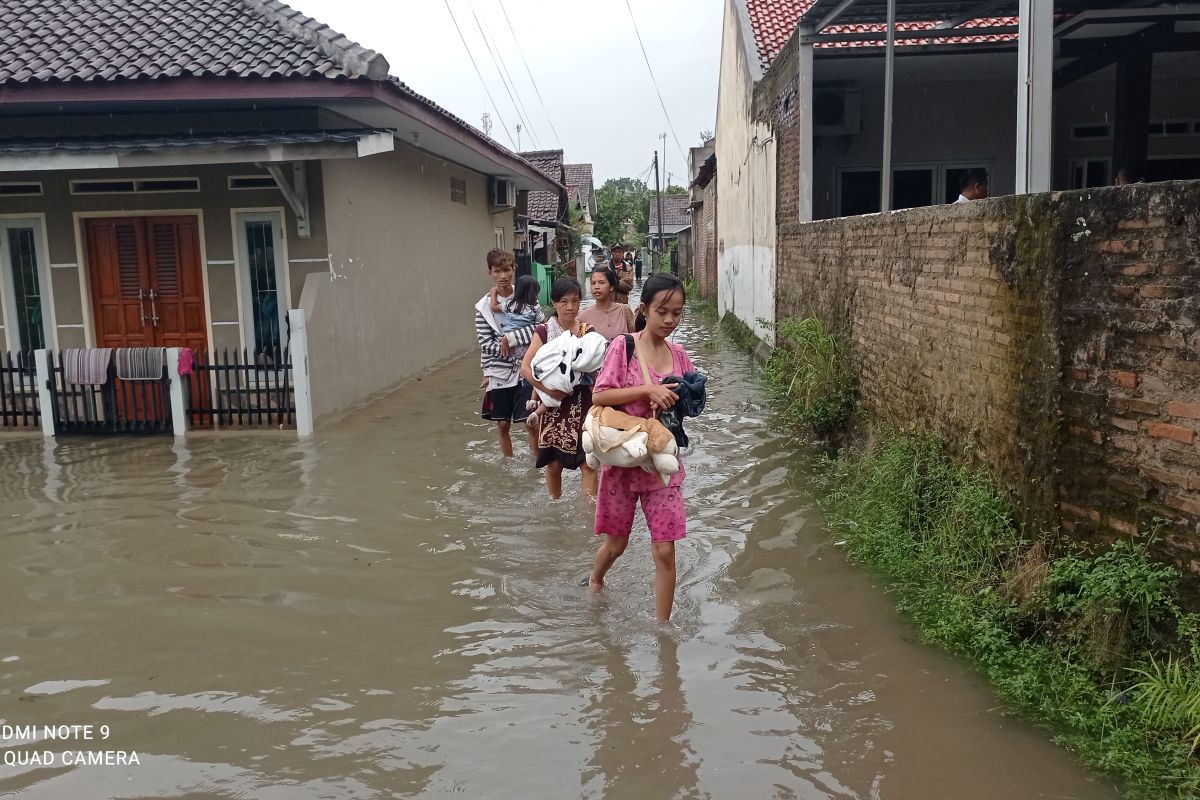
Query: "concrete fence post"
166 347 186 437
288 308 314 438
33 348 54 437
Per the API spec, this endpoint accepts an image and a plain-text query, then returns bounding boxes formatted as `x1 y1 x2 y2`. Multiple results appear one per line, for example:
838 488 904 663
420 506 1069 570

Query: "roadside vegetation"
728 313 1200 798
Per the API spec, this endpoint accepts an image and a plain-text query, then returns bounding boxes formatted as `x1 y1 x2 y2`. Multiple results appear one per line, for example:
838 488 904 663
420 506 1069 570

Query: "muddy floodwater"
0 304 1119 799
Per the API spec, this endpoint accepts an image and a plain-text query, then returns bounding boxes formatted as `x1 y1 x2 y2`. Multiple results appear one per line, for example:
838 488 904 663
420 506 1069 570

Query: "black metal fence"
0 351 40 430
185 348 294 429
47 351 172 435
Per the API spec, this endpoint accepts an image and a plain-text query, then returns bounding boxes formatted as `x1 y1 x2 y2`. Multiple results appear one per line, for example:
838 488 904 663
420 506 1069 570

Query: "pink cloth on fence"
178 347 195 377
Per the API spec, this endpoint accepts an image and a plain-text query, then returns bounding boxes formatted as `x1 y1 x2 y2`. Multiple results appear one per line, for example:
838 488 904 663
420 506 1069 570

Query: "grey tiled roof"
0 0 387 84
520 149 565 222
0 128 387 155
649 193 692 228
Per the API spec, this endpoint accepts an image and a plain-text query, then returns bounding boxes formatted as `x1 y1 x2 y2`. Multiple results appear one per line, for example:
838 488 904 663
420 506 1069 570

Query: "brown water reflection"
0 306 1119 799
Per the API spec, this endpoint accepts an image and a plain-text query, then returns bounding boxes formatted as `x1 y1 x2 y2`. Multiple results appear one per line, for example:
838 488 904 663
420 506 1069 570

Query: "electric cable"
469 1 541 149
442 0 517 149
624 0 688 166
498 0 563 144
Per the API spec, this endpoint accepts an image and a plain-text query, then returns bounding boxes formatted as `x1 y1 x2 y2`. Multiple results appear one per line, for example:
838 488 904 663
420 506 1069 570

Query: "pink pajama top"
592 334 695 492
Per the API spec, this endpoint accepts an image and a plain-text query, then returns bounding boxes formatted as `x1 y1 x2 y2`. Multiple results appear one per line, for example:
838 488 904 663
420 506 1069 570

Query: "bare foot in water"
587 577 603 591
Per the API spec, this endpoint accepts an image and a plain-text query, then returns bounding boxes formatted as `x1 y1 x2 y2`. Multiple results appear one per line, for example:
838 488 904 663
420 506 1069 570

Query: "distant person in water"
609 243 635 305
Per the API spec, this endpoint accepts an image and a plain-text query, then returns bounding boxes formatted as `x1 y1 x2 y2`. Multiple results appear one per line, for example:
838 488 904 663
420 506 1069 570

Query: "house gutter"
0 77 561 194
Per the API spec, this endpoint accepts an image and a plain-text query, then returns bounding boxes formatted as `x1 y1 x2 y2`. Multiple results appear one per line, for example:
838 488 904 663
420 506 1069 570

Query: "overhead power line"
469 1 541 149
498 0 562 145
624 0 687 167
442 0 517 150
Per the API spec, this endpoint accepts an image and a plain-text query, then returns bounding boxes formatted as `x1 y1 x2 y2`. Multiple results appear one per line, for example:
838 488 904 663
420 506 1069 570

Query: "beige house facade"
0 0 559 425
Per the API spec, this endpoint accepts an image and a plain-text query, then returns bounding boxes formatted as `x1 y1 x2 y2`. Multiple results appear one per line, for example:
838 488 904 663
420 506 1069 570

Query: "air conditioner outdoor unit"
813 87 862 137
489 177 517 209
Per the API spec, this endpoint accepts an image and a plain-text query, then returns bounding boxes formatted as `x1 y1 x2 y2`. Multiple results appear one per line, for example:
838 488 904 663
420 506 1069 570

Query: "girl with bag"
520 277 599 500
586 273 697 622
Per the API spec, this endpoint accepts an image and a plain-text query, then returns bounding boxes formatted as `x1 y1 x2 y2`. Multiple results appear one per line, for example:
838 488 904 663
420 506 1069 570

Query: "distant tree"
595 177 649 247
664 184 687 195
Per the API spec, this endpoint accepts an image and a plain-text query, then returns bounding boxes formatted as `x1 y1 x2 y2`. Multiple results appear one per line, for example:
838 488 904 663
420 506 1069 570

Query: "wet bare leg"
589 535 628 590
581 464 597 498
496 420 513 458
546 462 564 499
526 422 540 462
652 541 677 622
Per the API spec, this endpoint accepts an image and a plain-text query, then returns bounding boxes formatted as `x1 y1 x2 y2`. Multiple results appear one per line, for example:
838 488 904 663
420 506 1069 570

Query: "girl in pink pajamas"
587 273 695 622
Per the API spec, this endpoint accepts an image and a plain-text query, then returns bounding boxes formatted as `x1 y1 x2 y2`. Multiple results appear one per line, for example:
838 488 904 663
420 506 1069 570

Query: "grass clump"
762 317 855 437
682 279 717 316
823 434 1200 798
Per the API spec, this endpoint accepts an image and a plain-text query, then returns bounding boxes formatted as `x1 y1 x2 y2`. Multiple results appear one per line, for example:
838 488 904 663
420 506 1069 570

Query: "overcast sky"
294 0 723 187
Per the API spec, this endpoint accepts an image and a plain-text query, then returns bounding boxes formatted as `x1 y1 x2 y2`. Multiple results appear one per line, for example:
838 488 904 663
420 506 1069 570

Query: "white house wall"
716 0 776 346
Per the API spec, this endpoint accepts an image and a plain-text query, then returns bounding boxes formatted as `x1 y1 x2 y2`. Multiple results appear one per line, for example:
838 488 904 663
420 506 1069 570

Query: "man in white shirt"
954 170 989 203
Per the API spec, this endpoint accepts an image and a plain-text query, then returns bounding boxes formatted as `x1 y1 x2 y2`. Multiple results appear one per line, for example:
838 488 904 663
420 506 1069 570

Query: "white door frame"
232 208 290 354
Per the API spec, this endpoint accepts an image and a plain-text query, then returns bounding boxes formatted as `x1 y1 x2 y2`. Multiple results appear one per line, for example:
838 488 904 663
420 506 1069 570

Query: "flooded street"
0 303 1118 799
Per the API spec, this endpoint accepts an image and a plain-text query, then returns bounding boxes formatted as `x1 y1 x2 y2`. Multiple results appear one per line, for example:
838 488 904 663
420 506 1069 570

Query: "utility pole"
658 132 668 187
653 149 665 274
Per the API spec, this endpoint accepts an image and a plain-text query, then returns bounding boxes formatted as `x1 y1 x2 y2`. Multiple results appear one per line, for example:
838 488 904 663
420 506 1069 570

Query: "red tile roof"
741 0 1019 70
649 193 692 229
743 0 814 71
564 163 594 209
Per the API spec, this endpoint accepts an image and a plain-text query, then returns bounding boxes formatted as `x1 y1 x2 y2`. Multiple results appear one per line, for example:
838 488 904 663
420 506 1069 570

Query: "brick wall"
777 182 1200 573
695 180 718 300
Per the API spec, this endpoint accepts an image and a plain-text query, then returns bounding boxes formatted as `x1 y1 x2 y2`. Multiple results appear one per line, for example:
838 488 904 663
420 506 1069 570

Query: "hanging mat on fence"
63 348 112 386
115 347 165 381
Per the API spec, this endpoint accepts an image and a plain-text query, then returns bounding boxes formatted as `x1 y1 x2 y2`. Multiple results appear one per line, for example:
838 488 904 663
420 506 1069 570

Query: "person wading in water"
579 267 635 342
587 272 696 622
520 277 598 500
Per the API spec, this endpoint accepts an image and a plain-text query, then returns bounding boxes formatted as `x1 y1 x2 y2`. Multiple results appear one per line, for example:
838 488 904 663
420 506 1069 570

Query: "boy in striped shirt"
475 249 537 458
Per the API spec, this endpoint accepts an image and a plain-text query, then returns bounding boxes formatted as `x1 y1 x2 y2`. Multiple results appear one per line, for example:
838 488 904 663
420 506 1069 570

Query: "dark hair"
1116 161 1144 184
639 272 686 309
959 169 988 192
550 276 582 303
591 266 619 291
486 248 514 272
511 275 540 313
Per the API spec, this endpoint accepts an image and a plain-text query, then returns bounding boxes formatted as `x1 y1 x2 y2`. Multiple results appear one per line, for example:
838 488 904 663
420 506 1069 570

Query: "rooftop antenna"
481 112 493 138
516 123 523 151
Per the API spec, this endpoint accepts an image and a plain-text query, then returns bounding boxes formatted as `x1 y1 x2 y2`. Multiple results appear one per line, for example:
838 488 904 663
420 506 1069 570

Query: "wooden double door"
85 216 208 354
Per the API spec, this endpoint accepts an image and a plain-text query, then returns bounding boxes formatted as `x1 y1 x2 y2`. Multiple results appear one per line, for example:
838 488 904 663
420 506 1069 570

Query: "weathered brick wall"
695 180 718 300
777 182 1200 572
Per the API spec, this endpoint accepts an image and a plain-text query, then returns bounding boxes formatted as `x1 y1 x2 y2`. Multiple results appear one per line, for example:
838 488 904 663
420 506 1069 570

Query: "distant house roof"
740 0 1024 71
564 163 595 213
649 193 691 233
520 148 566 223
0 0 559 192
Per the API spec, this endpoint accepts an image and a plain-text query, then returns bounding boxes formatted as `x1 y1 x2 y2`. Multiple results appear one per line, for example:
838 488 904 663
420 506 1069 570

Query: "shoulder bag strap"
632 334 653 387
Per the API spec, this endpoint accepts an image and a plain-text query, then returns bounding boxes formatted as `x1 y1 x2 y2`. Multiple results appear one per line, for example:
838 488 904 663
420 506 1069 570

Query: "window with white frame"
1070 158 1111 189
234 212 287 360
0 219 51 354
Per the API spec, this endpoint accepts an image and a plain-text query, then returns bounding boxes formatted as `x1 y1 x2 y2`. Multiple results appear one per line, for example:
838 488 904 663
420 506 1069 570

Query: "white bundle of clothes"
530 330 608 407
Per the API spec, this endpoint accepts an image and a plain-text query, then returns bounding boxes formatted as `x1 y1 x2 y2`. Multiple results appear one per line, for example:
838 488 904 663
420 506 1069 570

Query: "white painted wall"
715 0 776 345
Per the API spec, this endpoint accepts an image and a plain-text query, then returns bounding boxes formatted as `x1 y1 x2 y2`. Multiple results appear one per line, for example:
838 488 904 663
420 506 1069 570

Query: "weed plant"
823 435 1200 798
682 279 718 316
761 317 855 436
